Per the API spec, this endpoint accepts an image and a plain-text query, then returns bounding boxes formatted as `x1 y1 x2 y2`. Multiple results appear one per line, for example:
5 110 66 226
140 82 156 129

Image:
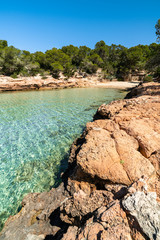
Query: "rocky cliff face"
0 83 160 240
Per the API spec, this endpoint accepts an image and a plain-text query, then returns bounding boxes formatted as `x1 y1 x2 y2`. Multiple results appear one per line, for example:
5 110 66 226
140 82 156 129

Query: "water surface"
0 88 126 228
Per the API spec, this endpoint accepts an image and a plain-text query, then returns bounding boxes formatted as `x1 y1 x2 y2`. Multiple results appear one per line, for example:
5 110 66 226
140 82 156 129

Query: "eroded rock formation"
0 83 160 240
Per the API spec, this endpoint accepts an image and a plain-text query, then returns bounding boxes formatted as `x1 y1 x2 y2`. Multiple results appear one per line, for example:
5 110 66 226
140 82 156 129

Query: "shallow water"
0 88 126 229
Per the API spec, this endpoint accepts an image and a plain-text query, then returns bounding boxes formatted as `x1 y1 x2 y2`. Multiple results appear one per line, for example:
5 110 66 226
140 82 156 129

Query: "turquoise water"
0 88 126 229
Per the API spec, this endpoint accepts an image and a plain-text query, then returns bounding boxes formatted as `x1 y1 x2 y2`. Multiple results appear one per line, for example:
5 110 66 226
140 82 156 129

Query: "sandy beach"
89 81 139 89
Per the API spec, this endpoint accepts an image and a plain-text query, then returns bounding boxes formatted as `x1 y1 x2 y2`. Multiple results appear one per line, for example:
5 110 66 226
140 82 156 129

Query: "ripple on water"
0 88 126 229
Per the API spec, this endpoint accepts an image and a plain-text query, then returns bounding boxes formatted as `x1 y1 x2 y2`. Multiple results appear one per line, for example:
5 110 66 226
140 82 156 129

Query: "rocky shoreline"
0 82 160 240
0 75 138 92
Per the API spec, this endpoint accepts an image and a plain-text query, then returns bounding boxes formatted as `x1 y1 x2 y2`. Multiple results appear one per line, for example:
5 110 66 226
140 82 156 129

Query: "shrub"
19 70 30 77
143 75 153 82
41 76 48 79
117 78 125 81
80 60 98 74
10 73 18 79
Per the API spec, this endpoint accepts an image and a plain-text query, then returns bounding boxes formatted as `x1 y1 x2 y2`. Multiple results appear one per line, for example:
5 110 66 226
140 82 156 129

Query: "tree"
146 44 160 78
88 53 103 66
155 19 160 42
80 58 98 74
63 63 75 79
72 46 91 66
61 45 79 57
0 46 21 76
45 48 71 69
95 40 109 61
33 51 47 70
0 40 8 49
50 62 63 78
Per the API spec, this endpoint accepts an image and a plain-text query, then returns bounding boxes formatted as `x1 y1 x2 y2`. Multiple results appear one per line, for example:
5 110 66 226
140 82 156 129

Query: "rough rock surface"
0 82 160 240
125 82 160 98
123 191 160 239
0 184 69 240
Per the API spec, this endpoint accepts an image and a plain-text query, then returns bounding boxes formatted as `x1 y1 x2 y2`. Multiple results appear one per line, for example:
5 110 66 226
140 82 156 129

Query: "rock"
125 82 160 98
24 234 45 240
61 226 78 240
122 191 160 240
77 128 131 185
0 75 95 92
0 74 137 92
77 221 104 240
77 201 132 240
60 189 110 225
0 183 68 240
119 118 160 158
76 96 158 186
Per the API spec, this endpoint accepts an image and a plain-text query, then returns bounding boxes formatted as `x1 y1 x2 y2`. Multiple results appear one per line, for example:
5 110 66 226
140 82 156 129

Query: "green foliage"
0 30 159 80
50 62 63 78
0 40 8 49
10 73 18 79
45 48 71 68
80 59 98 74
33 51 47 69
154 66 160 78
120 160 124 164
95 40 109 61
71 46 91 66
26 62 40 76
143 75 153 82
146 44 160 78
61 45 79 57
0 46 21 75
41 76 48 80
63 63 75 78
155 19 160 42
88 53 103 66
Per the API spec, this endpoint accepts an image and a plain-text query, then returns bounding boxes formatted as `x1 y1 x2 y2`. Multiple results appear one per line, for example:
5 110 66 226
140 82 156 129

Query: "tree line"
0 19 159 80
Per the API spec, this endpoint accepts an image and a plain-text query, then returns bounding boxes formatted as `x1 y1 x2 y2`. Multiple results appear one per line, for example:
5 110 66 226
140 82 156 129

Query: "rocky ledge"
0 76 94 91
0 83 160 240
0 75 138 92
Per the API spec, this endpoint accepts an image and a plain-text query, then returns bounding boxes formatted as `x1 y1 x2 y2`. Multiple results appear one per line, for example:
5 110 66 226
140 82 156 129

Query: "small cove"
0 88 126 229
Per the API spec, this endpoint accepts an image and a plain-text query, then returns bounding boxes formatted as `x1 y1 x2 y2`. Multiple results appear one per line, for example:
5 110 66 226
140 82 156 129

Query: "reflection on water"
0 88 126 229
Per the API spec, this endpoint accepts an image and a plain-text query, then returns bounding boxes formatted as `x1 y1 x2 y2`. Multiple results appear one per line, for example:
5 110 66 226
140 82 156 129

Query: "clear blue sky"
0 0 159 52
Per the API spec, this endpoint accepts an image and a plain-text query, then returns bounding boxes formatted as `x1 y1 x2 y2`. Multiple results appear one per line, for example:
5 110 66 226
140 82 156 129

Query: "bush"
143 75 153 82
103 72 116 80
154 67 160 78
41 76 48 79
19 70 30 77
63 63 75 79
80 60 98 74
10 73 18 79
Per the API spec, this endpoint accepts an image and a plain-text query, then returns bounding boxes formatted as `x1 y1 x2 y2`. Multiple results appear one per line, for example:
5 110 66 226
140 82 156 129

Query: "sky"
0 0 159 52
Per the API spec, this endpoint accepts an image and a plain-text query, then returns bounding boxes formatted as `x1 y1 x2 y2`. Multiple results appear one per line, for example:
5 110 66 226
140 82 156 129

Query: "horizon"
0 0 160 52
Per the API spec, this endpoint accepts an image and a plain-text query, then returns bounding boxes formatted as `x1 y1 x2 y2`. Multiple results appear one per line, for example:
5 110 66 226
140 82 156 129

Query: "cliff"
0 83 160 240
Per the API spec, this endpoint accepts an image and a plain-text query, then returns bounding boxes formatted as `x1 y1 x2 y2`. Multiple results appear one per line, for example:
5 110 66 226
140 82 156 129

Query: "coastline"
0 75 139 92
1 82 160 240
